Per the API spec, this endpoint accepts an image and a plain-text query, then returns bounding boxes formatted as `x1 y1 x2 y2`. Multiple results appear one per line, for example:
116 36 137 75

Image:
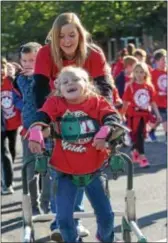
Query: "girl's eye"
69 34 75 38
62 80 68 85
73 78 79 82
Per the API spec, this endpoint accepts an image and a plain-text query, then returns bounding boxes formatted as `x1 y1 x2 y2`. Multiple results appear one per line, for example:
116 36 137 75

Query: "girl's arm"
151 102 162 123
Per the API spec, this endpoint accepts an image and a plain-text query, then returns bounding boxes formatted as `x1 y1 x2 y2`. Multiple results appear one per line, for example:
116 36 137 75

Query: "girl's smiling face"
59 23 80 59
59 72 87 103
134 66 146 83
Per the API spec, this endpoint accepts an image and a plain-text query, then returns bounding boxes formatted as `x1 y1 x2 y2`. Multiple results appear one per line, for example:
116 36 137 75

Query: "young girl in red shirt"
27 66 121 243
1 57 21 194
121 62 162 168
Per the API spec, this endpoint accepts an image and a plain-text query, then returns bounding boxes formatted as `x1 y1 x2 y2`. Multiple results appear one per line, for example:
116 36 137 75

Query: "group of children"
1 43 167 242
112 47 167 168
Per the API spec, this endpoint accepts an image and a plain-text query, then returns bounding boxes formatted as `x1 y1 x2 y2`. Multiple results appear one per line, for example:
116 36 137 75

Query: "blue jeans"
55 172 114 242
49 169 85 231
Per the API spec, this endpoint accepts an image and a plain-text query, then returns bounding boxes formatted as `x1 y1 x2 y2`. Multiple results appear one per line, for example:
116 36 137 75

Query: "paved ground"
1 125 167 242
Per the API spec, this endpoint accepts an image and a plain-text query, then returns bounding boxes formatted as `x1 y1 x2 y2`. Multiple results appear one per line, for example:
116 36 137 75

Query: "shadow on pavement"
36 235 51 242
114 210 167 233
1 217 23 234
2 207 22 214
137 210 167 228
14 165 22 172
13 176 22 182
1 201 21 209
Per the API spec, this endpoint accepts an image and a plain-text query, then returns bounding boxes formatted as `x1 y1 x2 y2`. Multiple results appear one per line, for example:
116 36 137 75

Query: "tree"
1 1 167 55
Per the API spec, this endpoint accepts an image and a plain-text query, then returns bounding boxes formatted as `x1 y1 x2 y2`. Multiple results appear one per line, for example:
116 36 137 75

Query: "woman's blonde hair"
53 66 99 98
46 12 105 70
132 62 152 85
46 12 90 70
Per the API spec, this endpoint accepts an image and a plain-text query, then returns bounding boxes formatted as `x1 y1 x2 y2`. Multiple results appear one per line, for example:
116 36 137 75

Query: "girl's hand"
28 141 43 154
92 138 106 150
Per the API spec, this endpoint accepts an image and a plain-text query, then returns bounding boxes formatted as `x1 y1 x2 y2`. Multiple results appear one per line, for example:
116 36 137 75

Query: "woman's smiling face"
59 23 80 59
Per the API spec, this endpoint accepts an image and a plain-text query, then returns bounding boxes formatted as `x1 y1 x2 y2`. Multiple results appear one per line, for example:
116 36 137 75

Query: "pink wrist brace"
94 125 111 139
28 127 45 149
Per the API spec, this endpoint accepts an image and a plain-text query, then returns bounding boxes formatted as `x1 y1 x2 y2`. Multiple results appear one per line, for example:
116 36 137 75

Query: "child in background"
1 57 22 194
150 49 167 142
133 48 153 73
112 48 128 78
127 43 136 56
121 62 162 168
115 56 138 98
28 66 121 243
13 42 51 215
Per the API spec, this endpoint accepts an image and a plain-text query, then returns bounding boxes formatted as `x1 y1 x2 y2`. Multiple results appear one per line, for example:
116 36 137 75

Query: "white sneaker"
77 224 90 237
1 186 14 195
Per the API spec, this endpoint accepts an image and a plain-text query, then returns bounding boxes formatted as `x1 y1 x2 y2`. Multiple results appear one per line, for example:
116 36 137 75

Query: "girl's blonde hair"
46 12 104 70
132 62 152 85
53 66 99 98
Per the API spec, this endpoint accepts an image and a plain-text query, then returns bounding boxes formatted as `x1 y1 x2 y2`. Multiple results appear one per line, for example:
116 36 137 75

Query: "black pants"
1 130 18 187
132 118 145 154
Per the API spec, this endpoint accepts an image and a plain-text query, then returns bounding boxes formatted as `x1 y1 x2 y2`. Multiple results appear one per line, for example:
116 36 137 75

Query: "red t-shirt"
151 69 167 108
34 44 107 90
112 59 124 78
1 77 21 130
123 82 156 113
40 96 116 174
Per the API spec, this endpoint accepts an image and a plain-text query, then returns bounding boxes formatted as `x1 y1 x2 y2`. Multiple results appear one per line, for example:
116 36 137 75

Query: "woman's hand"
28 141 43 154
92 138 106 150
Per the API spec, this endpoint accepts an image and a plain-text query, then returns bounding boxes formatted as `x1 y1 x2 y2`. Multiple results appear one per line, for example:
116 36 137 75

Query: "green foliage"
1 1 167 55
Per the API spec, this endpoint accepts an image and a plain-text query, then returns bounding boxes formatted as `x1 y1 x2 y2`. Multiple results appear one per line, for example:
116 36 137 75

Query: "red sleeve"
88 49 107 78
40 96 59 121
98 97 117 123
113 87 122 104
122 85 132 102
34 45 53 78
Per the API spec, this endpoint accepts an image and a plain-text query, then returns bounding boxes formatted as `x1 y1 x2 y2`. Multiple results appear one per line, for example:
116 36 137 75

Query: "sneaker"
149 130 157 142
50 229 63 242
131 150 140 163
1 186 14 195
77 224 90 237
32 205 41 216
138 155 150 168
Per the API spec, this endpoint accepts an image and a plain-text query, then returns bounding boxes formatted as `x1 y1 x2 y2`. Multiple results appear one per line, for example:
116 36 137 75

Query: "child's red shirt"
122 82 156 139
151 69 167 108
1 77 21 130
40 96 116 175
